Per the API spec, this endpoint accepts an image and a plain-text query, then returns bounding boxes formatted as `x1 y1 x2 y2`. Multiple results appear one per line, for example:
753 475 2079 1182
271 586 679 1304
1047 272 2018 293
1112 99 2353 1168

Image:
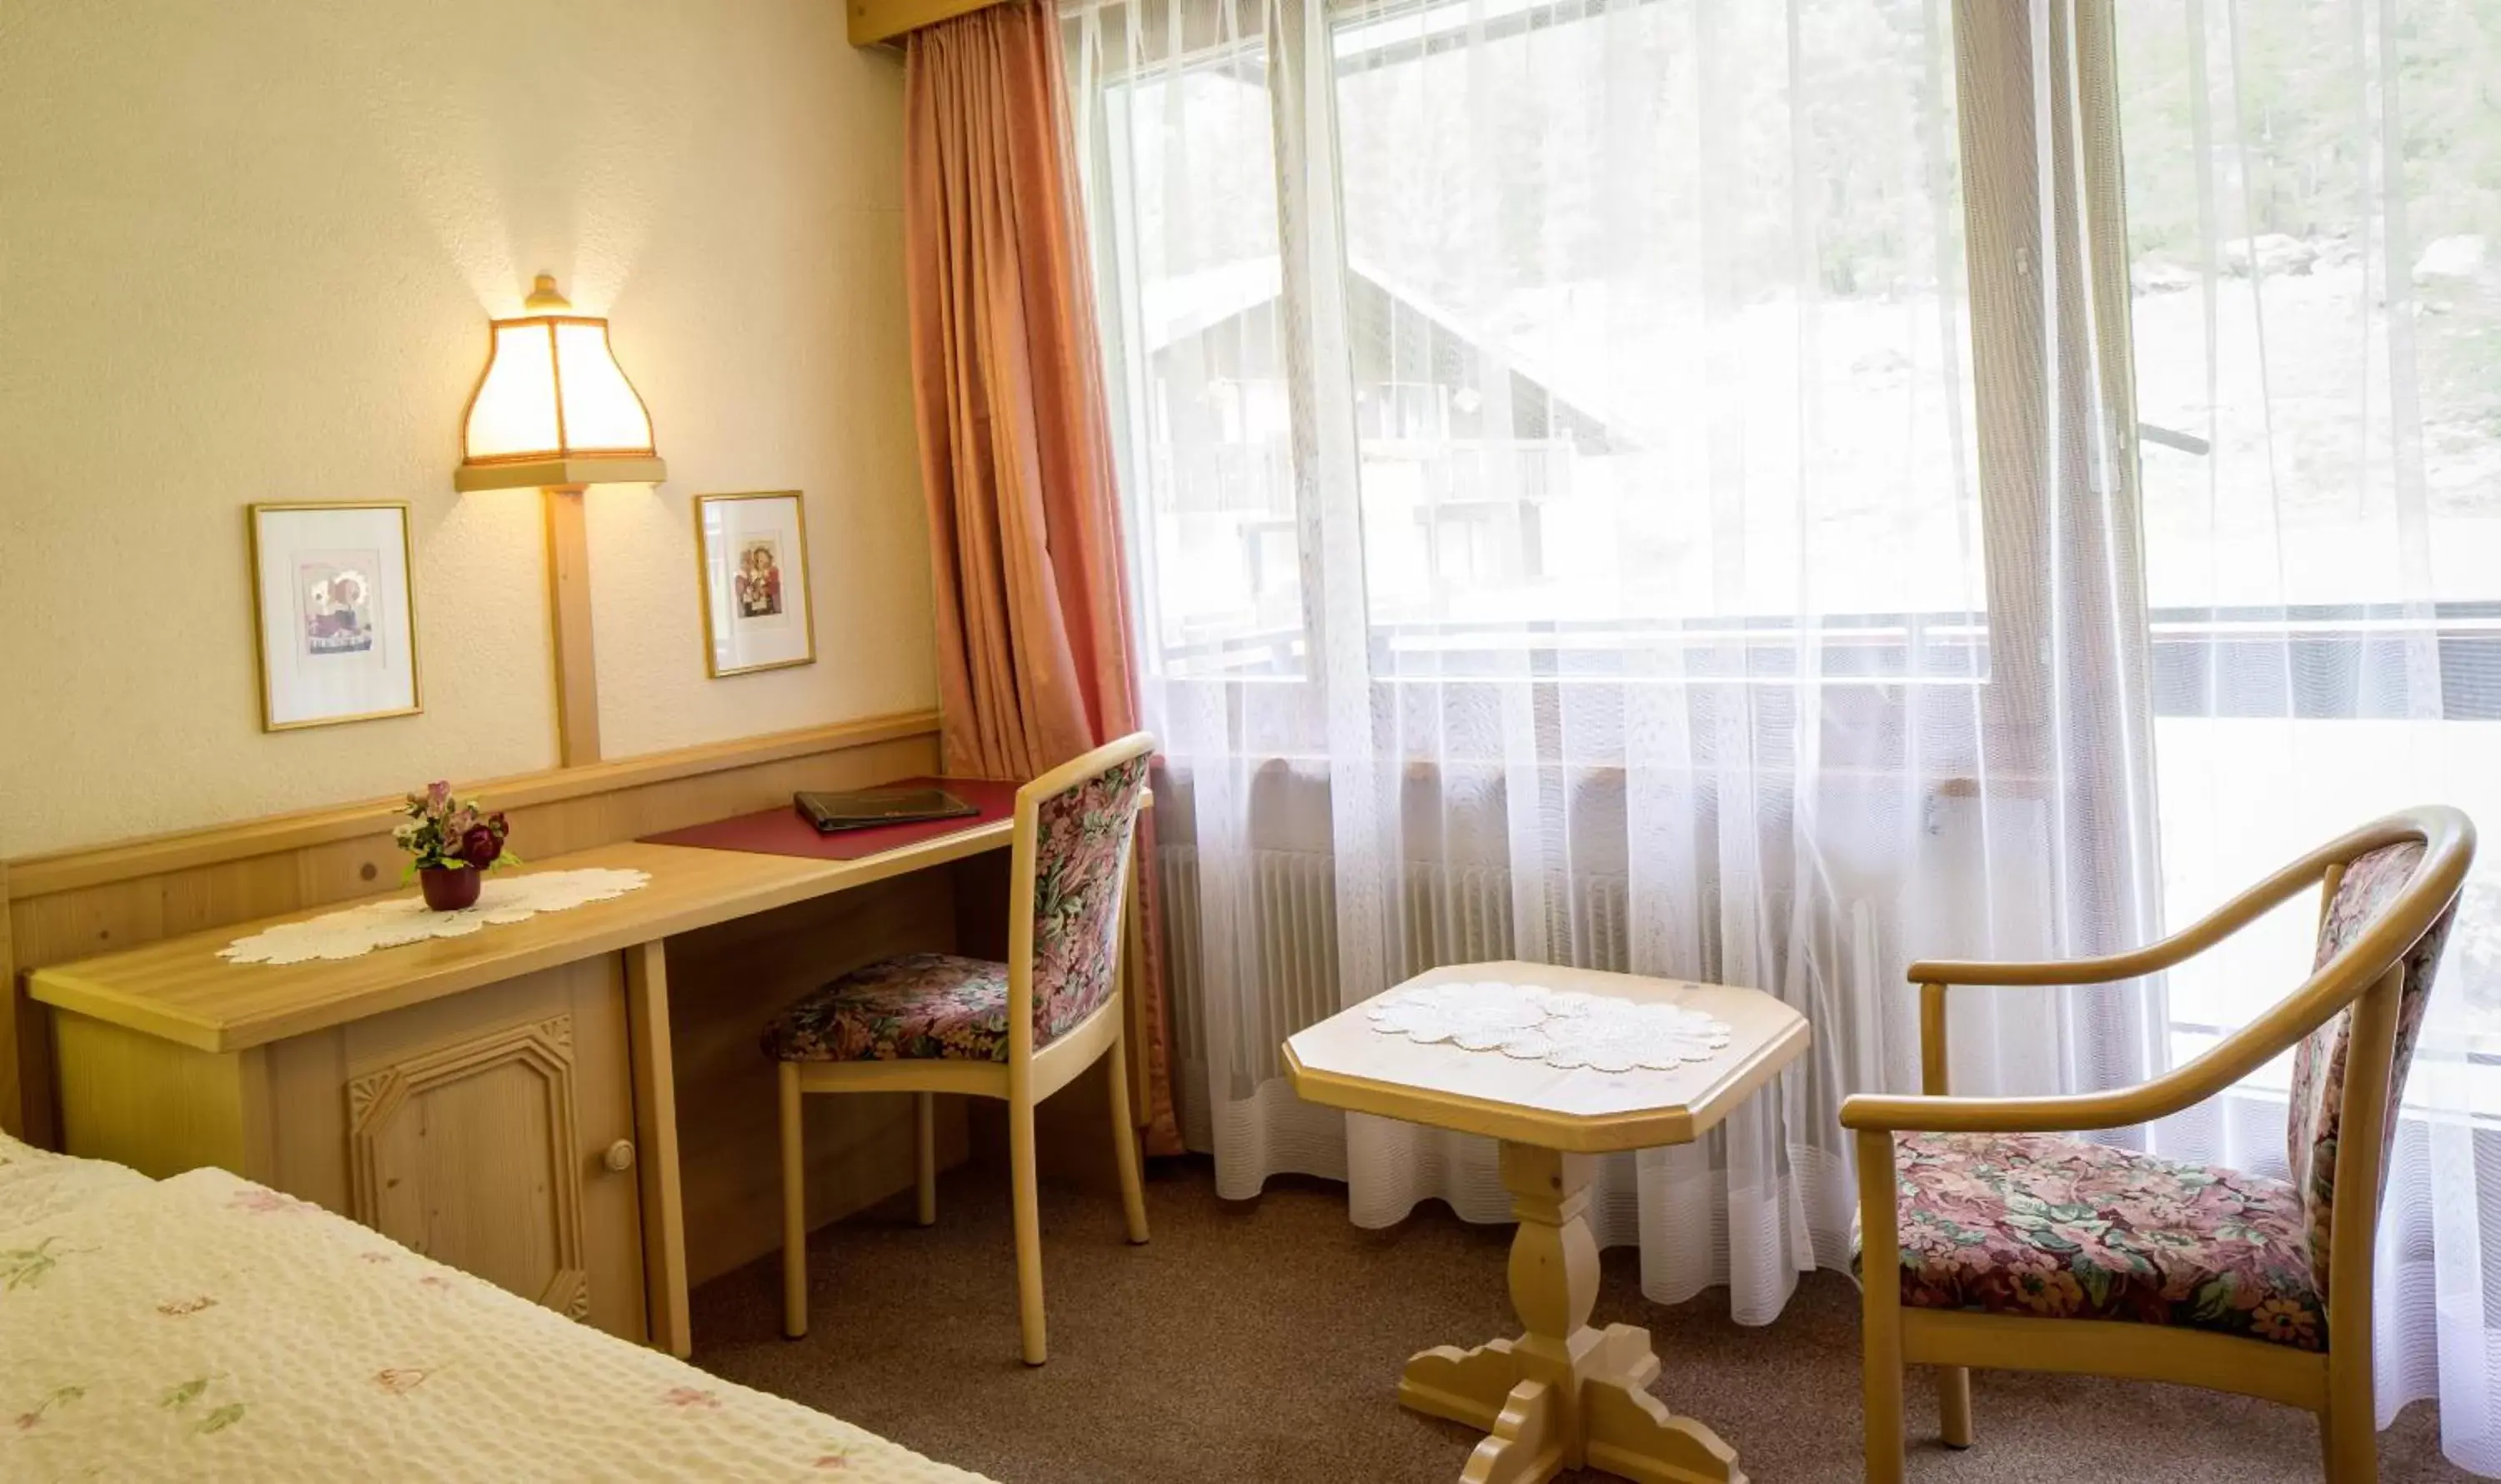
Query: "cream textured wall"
0 0 936 858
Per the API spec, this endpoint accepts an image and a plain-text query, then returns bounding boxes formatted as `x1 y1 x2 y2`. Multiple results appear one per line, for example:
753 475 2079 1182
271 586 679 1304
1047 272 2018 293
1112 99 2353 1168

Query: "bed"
0 1131 990 1481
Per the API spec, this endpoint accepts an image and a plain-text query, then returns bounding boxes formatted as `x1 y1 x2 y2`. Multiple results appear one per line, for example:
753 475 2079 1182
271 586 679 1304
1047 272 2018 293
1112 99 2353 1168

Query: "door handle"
2138 423 2211 455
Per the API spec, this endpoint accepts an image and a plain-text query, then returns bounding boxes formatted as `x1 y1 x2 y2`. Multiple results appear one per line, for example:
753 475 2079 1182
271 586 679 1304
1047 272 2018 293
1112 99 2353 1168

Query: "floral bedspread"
0 1133 990 1482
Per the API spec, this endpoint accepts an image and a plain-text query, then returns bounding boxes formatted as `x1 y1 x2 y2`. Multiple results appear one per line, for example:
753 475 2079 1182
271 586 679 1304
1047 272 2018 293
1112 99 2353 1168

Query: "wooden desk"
32 832 1012 1055
27 817 1022 1358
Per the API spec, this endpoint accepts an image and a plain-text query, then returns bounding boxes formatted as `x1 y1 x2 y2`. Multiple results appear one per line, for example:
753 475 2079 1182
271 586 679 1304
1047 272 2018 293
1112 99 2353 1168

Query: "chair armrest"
1877 807 2468 1131
1906 843 2340 989
1906 952 2180 987
1842 1086 2180 1135
1847 947 2408 1135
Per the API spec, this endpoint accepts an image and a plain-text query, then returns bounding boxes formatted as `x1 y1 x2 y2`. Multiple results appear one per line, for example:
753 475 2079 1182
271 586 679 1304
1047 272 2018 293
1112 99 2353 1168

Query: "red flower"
460 824 503 868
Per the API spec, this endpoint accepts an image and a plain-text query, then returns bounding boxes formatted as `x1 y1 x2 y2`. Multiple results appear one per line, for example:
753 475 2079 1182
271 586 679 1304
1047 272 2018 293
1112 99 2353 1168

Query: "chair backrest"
2285 812 2471 1301
1008 731 1155 1054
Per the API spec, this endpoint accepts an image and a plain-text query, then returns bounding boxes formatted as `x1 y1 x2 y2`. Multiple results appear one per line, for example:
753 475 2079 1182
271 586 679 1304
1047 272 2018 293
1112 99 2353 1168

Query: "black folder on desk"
793 785 981 835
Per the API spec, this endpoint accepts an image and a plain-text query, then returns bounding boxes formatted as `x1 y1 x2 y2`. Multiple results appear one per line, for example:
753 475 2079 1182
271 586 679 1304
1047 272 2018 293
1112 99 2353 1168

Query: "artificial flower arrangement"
395 781 519 911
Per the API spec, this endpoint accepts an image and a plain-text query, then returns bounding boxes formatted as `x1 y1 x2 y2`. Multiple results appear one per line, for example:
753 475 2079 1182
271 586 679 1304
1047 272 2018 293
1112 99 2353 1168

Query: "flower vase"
419 866 482 912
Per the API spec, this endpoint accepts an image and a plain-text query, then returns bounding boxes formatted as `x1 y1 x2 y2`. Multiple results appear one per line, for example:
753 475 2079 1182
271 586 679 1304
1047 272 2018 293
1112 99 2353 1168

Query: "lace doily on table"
1366 980 1734 1072
218 868 654 965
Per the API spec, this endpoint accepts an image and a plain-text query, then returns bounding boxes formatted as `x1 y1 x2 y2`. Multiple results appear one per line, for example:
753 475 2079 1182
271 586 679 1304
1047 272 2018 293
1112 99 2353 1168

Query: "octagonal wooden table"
1284 960 1811 1484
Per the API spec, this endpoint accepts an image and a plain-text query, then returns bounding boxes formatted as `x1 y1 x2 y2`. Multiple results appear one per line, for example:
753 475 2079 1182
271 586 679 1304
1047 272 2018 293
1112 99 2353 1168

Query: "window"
1333 0 1983 682
1070 0 2501 1068
1072 8 1306 675
2108 0 2501 1066
1071 0 1989 683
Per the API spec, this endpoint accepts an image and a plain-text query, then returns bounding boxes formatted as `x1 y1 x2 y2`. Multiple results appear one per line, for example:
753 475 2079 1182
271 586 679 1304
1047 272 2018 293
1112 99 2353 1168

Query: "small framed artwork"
247 502 422 731
694 490 817 677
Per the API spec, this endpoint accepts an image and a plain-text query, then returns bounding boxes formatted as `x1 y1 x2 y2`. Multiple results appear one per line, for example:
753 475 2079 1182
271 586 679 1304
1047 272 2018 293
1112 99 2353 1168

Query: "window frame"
1075 0 2148 699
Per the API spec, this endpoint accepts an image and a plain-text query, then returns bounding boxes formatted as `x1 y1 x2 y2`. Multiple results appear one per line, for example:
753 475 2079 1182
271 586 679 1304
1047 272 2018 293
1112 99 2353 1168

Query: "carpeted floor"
689 1157 2468 1483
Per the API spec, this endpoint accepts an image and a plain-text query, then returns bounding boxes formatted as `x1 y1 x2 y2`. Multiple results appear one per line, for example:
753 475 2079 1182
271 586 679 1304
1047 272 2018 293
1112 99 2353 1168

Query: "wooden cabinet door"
264 957 648 1341
348 1012 594 1316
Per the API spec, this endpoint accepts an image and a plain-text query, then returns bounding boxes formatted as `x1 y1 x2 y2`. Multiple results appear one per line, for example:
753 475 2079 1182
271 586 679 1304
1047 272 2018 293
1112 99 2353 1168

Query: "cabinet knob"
602 1139 636 1173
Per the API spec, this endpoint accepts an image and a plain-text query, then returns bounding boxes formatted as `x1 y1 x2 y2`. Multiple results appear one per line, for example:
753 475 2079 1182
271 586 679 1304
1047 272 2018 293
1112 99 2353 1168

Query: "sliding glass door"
1068 0 2501 1463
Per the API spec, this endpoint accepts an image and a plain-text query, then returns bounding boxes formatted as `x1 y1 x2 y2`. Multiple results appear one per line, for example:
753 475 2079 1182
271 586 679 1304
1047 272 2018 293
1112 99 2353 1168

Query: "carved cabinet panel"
348 1015 591 1319
253 956 647 1341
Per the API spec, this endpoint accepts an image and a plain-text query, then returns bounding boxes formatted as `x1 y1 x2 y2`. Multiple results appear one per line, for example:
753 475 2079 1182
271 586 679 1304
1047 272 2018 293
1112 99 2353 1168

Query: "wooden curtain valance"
850 0 1000 48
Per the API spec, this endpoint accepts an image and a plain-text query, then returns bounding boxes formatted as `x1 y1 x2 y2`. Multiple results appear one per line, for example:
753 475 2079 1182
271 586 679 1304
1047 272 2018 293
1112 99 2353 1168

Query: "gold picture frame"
246 500 423 730
693 490 818 678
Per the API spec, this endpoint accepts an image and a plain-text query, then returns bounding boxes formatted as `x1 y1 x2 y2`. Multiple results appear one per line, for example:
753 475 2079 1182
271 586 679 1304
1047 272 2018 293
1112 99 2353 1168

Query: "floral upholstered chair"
1843 806 2473 1484
764 733 1155 1366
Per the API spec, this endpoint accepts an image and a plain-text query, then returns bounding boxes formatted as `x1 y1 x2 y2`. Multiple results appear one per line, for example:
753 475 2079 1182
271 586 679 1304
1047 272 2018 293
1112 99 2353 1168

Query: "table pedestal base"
1397 1144 1745 1484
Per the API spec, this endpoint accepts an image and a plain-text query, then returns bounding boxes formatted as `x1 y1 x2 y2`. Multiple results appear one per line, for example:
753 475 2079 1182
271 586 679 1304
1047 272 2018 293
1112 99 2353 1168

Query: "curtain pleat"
904 0 1182 1155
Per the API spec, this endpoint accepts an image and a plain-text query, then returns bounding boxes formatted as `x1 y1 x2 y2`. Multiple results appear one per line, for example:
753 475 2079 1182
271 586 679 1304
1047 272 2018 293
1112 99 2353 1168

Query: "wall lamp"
455 273 666 766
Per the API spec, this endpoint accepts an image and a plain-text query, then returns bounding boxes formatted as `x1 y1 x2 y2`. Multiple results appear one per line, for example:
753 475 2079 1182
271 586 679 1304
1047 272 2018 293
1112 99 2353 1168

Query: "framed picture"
694 490 817 677
247 502 422 731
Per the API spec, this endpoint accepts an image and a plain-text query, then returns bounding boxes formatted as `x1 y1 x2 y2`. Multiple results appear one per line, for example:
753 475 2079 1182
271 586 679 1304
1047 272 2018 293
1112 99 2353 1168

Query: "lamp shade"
454 274 666 492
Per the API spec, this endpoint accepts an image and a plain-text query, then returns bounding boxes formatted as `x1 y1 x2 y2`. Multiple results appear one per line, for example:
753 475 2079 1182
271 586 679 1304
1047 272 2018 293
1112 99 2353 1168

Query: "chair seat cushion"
1851 1131 2325 1350
763 953 1012 1063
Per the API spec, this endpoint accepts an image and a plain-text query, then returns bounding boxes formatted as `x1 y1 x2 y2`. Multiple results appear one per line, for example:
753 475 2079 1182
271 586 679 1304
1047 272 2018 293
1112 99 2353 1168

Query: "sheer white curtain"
1068 0 2501 1466
2109 0 2501 1469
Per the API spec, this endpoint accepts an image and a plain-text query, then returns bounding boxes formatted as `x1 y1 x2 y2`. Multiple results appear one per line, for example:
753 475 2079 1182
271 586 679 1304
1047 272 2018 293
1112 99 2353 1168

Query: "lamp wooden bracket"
454 457 667 494
451 459 664 770
541 486 601 768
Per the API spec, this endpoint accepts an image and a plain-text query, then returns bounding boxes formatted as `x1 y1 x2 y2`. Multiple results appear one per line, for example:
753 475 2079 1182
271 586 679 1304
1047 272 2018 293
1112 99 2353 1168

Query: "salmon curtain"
903 0 1180 1155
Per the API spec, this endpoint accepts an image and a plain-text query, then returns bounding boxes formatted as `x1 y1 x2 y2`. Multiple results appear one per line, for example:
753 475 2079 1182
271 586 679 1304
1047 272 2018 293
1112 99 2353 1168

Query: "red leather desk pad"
638 776 1019 860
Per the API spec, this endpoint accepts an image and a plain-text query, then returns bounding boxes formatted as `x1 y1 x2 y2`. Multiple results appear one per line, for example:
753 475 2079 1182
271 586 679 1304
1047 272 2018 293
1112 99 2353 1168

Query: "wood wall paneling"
3 711 941 1141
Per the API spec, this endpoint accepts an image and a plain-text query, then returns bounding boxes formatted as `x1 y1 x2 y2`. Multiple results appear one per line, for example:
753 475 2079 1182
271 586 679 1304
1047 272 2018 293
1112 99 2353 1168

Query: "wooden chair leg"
1857 1129 1906 1484
914 1091 937 1227
1937 1366 1972 1449
2323 1361 2376 1483
777 1062 808 1340
1009 1095 1047 1366
1862 1299 1905 1482
1106 1034 1149 1245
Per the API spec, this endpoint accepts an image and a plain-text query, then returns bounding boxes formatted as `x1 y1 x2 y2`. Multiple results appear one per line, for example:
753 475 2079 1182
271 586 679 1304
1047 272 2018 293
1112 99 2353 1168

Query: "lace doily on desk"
1366 980 1733 1072
217 868 654 966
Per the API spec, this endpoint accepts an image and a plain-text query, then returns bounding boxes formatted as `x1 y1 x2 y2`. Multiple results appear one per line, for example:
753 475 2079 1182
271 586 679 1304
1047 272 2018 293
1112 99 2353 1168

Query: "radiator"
1153 782 2052 1149
1157 843 1634 1092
